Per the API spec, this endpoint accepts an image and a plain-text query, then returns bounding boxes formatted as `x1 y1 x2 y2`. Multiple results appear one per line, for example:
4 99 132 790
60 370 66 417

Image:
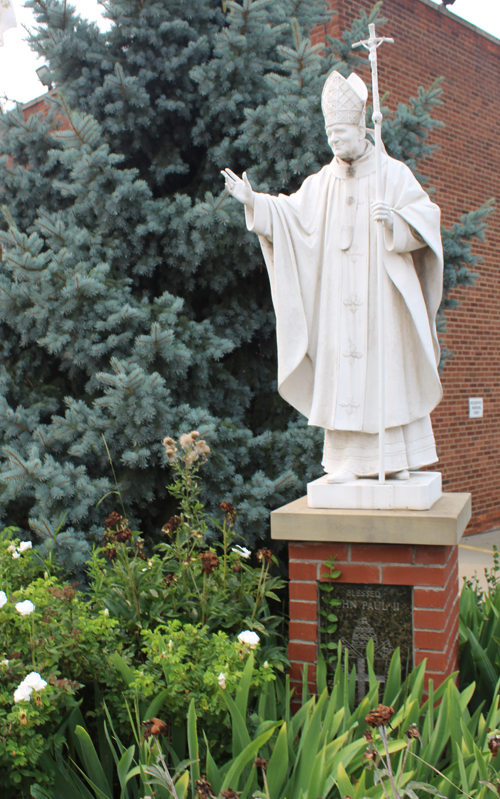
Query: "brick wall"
289 540 460 696
313 0 500 534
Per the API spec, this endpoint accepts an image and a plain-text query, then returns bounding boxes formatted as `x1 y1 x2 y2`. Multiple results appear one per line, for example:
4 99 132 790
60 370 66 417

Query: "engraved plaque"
319 583 412 702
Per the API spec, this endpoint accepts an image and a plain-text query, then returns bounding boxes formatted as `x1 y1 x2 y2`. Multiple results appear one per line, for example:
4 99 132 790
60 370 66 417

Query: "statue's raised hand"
221 168 255 209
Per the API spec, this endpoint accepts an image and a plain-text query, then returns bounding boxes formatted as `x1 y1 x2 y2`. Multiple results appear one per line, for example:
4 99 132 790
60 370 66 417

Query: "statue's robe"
245 142 444 476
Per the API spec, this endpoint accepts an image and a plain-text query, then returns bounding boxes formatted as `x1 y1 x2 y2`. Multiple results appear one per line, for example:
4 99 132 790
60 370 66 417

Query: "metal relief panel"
319 583 413 703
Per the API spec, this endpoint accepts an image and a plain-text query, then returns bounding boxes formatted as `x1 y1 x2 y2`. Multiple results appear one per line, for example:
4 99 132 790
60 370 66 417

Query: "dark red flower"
220 502 236 522
142 717 168 740
195 777 214 799
365 704 395 728
105 512 122 530
162 515 182 535
257 548 272 565
200 552 219 575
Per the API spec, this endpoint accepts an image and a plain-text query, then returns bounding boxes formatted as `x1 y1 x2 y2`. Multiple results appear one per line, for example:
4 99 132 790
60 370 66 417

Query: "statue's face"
326 123 365 160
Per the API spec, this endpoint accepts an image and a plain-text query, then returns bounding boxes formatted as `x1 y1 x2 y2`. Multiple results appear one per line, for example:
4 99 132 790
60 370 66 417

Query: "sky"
0 0 499 107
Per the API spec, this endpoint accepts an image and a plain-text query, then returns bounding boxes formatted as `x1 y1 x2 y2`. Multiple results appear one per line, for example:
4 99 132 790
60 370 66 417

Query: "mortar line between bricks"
289 638 317 644
290 599 316 604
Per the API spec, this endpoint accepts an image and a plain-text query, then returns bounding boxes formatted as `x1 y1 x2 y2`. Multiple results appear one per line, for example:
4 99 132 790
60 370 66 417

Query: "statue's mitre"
321 71 368 127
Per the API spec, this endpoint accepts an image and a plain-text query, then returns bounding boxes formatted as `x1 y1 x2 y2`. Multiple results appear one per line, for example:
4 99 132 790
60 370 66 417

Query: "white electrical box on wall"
469 398 483 419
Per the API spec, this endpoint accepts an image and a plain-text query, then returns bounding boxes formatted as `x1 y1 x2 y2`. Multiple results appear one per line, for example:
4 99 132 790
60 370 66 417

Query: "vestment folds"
245 143 443 438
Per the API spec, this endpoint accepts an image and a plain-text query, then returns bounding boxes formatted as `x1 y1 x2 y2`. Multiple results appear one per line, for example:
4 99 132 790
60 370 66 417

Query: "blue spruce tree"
0 0 493 569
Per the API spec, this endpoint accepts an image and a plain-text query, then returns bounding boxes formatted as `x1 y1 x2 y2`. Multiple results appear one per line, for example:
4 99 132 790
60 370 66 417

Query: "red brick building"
312 0 500 534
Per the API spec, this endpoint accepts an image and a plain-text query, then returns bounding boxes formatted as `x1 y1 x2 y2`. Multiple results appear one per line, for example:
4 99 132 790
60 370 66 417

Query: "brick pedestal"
271 493 471 696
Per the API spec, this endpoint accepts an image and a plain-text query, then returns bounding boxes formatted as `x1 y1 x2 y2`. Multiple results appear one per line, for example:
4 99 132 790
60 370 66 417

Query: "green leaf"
266 723 289 799
454 742 469 796
187 700 200 799
316 650 327 695
144 688 170 721
175 770 190 799
203 733 222 796
382 647 401 706
235 650 255 720
334 763 355 797
220 727 276 794
468 628 499 697
30 788 54 799
222 687 252 758
112 652 136 687
116 746 135 794
74 725 113 799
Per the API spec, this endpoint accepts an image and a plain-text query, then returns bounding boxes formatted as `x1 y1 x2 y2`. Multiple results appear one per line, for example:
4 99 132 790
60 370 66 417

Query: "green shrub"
0 444 286 796
34 643 500 799
460 548 500 712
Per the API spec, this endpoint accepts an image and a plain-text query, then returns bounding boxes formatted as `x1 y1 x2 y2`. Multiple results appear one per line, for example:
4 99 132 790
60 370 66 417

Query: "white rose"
13 683 33 703
15 600 35 616
12 552 20 560
232 545 251 558
23 672 47 691
7 545 16 553
263 661 269 668
0 591 7 608
217 672 227 689
1 659 9 666
237 630 260 649
103 608 109 617
18 541 32 553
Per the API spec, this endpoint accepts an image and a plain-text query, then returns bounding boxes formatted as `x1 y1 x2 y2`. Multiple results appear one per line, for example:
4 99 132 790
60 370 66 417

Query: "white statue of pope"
222 71 443 484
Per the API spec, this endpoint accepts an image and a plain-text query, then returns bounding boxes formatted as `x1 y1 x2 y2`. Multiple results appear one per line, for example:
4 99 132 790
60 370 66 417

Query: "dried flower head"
488 734 500 757
105 512 122 531
220 501 236 522
19 711 28 725
195 777 214 799
365 704 395 728
163 573 177 588
200 552 219 575
257 548 273 565
47 586 77 602
254 757 269 770
405 723 420 740
220 790 240 799
221 786 241 799
363 729 373 742
232 562 243 573
162 516 182 535
104 547 117 561
142 717 168 740
191 431 200 440
195 439 210 455
114 527 132 543
162 436 179 461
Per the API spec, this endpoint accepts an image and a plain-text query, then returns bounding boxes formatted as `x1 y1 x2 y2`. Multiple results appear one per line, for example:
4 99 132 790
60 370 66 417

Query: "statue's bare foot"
390 469 410 481
326 468 358 484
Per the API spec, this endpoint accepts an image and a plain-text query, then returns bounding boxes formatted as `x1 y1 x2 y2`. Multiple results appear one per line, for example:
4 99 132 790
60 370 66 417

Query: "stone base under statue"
307 471 442 510
271 492 471 700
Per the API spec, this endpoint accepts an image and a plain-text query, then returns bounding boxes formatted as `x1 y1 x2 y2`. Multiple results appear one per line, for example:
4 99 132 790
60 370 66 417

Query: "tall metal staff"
352 23 393 483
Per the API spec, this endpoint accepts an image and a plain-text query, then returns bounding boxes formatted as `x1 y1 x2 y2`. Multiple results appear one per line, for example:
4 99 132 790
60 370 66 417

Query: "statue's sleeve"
384 212 427 254
244 193 274 240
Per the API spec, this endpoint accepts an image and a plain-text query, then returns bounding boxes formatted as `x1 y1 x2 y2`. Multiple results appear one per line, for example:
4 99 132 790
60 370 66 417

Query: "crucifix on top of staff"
352 23 394 484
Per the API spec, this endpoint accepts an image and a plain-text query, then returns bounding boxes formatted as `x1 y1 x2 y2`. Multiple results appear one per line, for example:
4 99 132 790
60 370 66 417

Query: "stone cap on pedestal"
271 493 471 545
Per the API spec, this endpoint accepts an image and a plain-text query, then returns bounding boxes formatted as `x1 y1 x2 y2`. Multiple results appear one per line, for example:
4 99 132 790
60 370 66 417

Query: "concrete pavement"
459 528 500 592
